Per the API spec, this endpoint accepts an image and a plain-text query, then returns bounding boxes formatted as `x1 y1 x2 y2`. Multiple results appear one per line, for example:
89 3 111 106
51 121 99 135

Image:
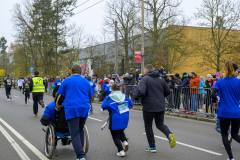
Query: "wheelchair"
43 107 89 158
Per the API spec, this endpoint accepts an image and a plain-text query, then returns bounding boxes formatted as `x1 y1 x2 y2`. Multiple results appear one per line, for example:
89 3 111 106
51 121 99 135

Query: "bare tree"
193 0 240 72
103 0 141 72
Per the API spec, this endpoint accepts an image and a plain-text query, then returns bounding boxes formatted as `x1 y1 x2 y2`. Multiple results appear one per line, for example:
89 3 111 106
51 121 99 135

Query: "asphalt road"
0 87 239 160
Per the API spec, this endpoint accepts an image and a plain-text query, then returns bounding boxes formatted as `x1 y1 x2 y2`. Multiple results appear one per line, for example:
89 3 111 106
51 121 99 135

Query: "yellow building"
168 25 240 77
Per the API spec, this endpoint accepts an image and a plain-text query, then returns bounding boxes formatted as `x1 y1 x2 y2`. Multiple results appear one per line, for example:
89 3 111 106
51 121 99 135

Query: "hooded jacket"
101 91 133 130
135 70 171 112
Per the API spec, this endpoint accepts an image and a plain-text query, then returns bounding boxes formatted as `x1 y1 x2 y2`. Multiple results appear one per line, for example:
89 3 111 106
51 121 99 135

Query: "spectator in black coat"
177 72 190 113
124 73 135 100
135 64 176 150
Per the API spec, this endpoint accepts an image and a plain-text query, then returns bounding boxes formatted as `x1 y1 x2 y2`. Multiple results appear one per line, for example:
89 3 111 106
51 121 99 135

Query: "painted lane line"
0 125 30 160
14 96 20 98
142 133 222 156
0 118 48 160
88 117 103 122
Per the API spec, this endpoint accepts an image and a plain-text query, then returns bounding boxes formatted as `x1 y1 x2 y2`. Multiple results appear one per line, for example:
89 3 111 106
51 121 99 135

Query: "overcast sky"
0 0 202 50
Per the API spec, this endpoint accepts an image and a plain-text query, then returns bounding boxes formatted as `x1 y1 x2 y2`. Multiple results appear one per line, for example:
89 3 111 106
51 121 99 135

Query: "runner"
211 61 240 160
135 64 176 152
4 75 12 101
29 71 45 116
101 83 133 157
55 64 93 160
87 76 98 115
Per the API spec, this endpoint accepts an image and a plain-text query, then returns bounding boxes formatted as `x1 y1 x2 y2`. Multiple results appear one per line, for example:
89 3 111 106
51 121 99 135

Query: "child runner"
101 83 133 157
23 83 30 104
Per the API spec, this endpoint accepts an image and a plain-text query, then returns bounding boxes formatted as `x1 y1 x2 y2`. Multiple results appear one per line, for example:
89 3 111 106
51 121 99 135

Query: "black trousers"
6 86 11 99
143 111 172 147
32 92 43 114
68 117 86 159
220 117 240 159
110 129 127 152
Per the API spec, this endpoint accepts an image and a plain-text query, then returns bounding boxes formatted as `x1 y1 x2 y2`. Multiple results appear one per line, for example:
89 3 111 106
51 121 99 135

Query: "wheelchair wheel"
83 125 89 154
44 125 55 158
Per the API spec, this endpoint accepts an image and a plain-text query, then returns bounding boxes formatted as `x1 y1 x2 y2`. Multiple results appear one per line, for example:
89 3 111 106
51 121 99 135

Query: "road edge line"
0 118 48 160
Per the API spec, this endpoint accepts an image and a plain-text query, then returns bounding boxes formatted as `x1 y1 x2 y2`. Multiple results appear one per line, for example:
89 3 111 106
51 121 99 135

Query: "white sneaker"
7 99 10 101
227 159 235 160
101 109 103 112
175 109 179 113
117 150 125 157
123 141 129 152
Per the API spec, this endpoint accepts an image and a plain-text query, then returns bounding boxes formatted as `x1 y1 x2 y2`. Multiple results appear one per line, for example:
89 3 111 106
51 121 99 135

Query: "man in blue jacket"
55 64 93 160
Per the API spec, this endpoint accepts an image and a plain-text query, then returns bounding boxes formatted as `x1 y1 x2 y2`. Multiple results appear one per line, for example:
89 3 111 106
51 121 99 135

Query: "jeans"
48 82 52 93
89 104 93 112
190 94 198 112
143 111 172 147
182 94 190 111
68 117 86 159
25 95 30 103
215 117 230 134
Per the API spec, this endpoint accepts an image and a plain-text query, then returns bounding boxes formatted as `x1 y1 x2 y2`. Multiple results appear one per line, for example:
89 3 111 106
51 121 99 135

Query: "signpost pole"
115 21 119 74
141 0 145 74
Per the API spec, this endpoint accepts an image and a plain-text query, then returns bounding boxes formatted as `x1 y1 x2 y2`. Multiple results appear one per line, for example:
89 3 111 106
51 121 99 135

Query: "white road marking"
88 117 103 122
14 96 20 98
143 133 222 156
0 118 48 160
0 125 30 160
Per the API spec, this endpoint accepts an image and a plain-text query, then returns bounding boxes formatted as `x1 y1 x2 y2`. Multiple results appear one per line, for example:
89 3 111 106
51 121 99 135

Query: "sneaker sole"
145 149 157 153
117 154 125 157
124 144 129 152
169 134 176 148
40 100 45 108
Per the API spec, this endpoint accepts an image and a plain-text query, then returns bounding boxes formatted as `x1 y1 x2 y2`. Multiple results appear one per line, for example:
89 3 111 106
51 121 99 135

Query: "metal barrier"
165 87 217 118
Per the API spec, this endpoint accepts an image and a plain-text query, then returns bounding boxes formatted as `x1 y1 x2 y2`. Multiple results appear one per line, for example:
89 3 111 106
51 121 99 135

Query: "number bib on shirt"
57 82 61 86
118 103 129 114
90 82 93 86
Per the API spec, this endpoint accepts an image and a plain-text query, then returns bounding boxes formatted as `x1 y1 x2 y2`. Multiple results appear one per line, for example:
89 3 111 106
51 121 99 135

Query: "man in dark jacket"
124 73 135 101
130 68 135 79
135 64 176 152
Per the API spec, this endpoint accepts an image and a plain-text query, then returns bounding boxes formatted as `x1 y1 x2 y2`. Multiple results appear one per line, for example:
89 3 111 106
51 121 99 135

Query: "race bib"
118 103 129 114
7 79 11 85
109 87 112 91
90 82 93 86
57 82 61 86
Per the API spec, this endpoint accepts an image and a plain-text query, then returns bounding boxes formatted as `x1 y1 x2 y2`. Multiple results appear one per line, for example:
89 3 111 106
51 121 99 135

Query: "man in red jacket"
188 72 200 114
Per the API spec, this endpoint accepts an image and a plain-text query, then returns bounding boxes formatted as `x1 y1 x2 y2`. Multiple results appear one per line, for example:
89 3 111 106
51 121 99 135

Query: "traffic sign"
30 67 34 72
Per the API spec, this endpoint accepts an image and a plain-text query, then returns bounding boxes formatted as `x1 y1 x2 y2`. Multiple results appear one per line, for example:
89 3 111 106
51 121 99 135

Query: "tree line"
2 0 240 78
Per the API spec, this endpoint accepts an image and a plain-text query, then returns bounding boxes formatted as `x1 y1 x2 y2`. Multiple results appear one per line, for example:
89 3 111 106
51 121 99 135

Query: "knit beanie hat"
175 73 180 78
183 72 188 77
216 73 221 77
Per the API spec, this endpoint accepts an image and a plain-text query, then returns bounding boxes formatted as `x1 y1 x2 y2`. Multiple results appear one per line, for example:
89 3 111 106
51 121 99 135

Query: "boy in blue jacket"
101 83 133 157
